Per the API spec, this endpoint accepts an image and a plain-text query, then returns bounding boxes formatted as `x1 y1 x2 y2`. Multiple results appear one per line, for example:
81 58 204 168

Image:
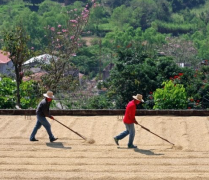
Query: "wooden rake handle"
54 118 86 140
137 123 175 146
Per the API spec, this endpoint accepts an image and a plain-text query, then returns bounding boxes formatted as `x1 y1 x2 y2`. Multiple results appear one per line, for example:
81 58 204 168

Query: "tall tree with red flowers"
39 0 97 92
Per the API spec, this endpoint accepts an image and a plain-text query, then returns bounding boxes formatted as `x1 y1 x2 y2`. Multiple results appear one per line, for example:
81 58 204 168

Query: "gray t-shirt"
36 98 51 117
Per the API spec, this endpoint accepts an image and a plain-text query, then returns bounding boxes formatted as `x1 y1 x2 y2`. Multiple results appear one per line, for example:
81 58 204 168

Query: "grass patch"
98 23 114 31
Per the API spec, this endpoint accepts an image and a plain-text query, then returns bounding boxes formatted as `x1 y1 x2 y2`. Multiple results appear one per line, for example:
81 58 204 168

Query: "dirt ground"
1 115 209 180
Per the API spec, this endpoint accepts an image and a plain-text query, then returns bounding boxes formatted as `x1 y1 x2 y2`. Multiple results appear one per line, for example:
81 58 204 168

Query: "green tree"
107 47 147 108
71 46 99 78
153 80 187 109
0 77 16 108
130 0 157 30
2 24 34 107
101 0 130 9
86 4 110 36
110 5 132 30
0 77 40 109
107 42 182 109
19 80 40 109
103 26 166 56
155 0 171 21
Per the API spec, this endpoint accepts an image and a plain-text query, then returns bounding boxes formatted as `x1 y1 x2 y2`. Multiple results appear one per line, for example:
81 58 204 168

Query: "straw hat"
132 94 144 102
43 91 54 99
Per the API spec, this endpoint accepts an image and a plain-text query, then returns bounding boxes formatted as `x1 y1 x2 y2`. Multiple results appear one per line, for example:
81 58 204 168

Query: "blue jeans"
115 123 135 147
30 115 55 141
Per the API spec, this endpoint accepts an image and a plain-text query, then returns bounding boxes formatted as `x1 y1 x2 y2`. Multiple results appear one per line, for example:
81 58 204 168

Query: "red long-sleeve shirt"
123 100 136 124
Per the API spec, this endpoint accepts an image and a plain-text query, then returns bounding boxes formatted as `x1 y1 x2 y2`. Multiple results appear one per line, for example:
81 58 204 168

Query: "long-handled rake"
137 123 175 146
54 118 95 144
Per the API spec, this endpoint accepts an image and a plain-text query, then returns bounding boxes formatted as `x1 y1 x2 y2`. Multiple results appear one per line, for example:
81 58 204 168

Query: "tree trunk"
15 65 21 107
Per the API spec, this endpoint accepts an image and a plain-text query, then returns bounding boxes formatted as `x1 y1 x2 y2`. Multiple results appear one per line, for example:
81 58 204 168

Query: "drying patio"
0 115 209 180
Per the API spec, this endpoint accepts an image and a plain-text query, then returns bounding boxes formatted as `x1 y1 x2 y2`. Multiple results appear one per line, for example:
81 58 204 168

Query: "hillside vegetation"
1 0 209 110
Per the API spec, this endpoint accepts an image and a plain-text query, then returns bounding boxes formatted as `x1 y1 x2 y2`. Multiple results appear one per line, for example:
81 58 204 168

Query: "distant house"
176 63 192 68
200 59 208 66
23 54 80 81
176 60 208 69
23 54 56 67
0 50 13 76
22 54 55 82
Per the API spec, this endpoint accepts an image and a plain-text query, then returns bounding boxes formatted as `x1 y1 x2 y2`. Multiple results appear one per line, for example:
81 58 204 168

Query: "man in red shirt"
114 94 144 148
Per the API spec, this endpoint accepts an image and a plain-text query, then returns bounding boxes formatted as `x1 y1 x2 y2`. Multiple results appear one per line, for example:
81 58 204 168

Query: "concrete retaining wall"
0 109 209 116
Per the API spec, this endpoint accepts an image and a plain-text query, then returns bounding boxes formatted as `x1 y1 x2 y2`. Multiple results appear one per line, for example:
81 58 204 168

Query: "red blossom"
149 92 153 94
178 73 183 76
126 43 132 48
188 107 191 109
196 100 200 103
190 99 194 102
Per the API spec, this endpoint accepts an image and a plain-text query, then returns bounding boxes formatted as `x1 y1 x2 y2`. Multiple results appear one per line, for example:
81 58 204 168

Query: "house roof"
0 50 10 64
23 54 57 65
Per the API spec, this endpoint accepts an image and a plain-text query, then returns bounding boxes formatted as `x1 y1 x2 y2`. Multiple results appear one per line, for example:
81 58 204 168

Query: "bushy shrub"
0 77 16 109
153 80 187 109
0 77 40 109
